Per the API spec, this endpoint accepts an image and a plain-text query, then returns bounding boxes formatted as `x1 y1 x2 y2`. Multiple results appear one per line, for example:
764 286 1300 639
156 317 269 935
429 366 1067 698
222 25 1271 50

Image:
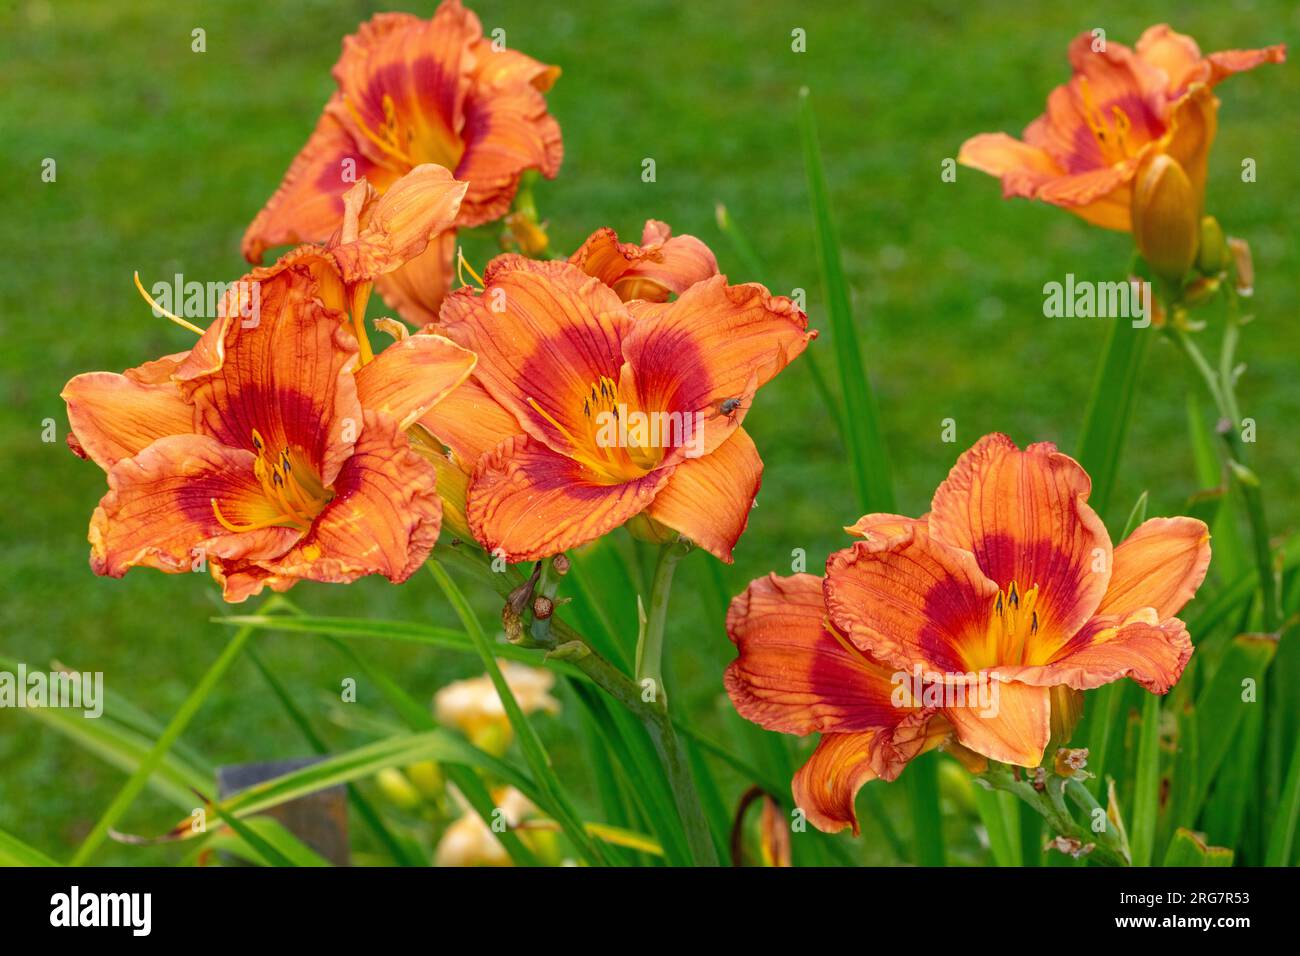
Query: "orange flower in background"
959 25 1284 230
420 255 814 563
63 176 477 600
242 0 562 325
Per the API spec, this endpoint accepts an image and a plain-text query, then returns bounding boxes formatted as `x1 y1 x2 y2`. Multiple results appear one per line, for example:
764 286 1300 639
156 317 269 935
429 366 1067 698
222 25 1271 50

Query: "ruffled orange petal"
823 523 999 675
1137 24 1286 95
645 427 760 562
792 716 947 835
62 367 194 471
456 37 563 226
928 433 1112 644
328 164 467 285
1097 516 1211 618
332 9 468 171
957 133 1063 199
417 376 522 471
621 275 813 454
178 266 363 487
568 220 719 303
254 410 442 588
943 679 1051 766
242 109 392 263
355 332 476 429
440 257 629 458
1162 83 1218 213
465 434 670 562
88 435 300 578
724 573 915 735
1004 610 1193 694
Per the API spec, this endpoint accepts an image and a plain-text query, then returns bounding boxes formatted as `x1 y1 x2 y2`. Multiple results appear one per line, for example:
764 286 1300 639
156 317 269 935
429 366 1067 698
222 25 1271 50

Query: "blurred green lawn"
2 0 1296 864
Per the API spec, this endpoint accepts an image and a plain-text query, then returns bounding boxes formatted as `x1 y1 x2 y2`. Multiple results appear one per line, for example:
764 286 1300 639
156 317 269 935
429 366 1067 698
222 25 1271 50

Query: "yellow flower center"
211 429 333 534
982 580 1041 668
1078 76 1137 165
527 376 669 484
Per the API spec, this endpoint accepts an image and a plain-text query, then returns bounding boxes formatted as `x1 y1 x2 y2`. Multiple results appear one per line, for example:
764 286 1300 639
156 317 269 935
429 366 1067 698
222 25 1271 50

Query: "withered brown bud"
532 595 555 620
552 554 571 576
1053 747 1089 778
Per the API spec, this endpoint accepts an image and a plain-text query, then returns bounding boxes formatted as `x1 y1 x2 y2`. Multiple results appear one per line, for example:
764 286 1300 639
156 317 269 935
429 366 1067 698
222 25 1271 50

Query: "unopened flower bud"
1196 215 1228 274
1132 153 1199 286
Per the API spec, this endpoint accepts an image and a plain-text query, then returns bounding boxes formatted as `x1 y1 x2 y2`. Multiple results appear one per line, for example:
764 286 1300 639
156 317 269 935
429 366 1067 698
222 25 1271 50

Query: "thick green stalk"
634 540 689 705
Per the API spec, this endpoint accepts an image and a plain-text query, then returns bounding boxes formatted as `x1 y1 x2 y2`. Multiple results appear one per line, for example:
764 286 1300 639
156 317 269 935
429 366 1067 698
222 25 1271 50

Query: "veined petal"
928 433 1112 644
823 524 999 674
178 266 363 487
943 679 1051 766
724 573 913 735
645 427 761 562
329 164 467 284
456 40 563 226
621 275 813 453
465 434 670 562
62 369 194 471
440 257 629 457
1097 516 1211 618
356 332 476 429
257 409 442 587
333 9 469 171
568 220 719 303
88 434 300 578
417 375 522 470
792 716 947 835
242 109 391 263
1003 611 1194 694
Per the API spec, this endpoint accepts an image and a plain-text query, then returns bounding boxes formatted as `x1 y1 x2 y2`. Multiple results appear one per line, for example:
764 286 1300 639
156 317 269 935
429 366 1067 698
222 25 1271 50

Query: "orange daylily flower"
959 25 1284 230
420 255 814 563
568 220 719 303
824 434 1208 766
242 0 562 325
63 172 476 603
725 434 1211 833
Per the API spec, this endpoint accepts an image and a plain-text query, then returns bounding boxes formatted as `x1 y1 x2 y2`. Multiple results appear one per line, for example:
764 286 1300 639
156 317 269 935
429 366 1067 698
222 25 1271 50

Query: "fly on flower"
242 0 562 325
724 433 1210 833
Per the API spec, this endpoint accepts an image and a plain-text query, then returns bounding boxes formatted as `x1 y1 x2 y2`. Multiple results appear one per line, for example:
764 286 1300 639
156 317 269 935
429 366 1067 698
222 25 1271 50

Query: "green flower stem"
437 541 719 866
70 616 262 866
1170 318 1279 629
979 765 1130 867
634 539 690 706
